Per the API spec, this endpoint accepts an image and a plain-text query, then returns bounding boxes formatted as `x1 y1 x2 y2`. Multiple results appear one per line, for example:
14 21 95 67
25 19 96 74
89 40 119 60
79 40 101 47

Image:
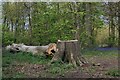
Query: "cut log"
6 45 20 53
6 43 57 56
45 43 57 57
51 40 88 67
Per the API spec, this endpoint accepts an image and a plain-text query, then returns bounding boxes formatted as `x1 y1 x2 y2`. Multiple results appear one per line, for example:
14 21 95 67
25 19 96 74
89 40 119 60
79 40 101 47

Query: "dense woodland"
2 2 120 78
2 2 120 49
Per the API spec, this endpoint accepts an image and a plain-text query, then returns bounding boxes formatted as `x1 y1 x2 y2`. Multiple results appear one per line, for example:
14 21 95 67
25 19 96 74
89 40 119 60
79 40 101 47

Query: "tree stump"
51 40 88 67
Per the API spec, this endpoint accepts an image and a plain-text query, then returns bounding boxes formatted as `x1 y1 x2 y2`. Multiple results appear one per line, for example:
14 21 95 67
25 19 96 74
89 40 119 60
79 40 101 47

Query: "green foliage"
2 2 118 47
3 31 14 46
31 3 76 44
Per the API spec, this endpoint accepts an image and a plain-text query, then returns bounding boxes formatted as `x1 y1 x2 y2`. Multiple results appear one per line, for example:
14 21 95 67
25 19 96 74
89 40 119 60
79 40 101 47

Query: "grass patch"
2 50 74 78
12 72 26 78
2 50 51 66
106 69 120 77
2 49 118 78
82 49 118 58
44 62 74 77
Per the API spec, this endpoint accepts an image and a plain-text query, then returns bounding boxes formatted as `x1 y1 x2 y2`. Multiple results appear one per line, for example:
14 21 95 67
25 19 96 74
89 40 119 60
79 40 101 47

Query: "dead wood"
51 40 88 67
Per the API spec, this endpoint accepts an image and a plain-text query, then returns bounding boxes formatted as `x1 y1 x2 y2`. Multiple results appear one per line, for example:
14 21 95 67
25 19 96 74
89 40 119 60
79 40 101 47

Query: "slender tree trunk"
28 7 32 45
6 20 9 31
118 1 120 50
14 19 18 43
57 3 61 40
2 16 6 46
11 19 14 32
76 3 80 42
72 2 80 42
108 2 115 47
24 2 33 45
14 2 19 43
85 3 93 47
82 2 86 28
89 3 94 46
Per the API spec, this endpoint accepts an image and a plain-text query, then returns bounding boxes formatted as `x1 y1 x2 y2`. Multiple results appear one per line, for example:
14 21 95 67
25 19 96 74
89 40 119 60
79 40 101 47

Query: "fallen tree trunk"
51 40 88 67
6 43 57 57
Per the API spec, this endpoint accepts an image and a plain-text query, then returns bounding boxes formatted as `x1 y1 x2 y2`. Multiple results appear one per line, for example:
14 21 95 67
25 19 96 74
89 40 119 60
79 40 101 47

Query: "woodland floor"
2 47 120 78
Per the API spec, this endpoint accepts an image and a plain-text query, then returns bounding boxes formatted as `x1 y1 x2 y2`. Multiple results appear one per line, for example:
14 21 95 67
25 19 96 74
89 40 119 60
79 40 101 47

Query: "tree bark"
75 3 80 41
28 8 32 45
14 19 18 43
118 1 120 50
2 16 6 46
51 40 88 67
108 2 115 47
85 3 93 47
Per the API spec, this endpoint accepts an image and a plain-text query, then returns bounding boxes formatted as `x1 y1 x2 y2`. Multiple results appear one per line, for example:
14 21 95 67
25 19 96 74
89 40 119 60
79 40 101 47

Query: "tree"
2 2 117 48
108 2 116 47
24 2 33 45
118 1 120 50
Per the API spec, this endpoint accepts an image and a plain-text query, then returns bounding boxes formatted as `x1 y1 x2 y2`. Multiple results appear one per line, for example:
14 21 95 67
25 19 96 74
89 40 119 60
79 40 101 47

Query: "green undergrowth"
2 49 118 78
2 50 51 66
39 62 74 78
2 50 74 78
82 49 118 58
106 69 120 77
